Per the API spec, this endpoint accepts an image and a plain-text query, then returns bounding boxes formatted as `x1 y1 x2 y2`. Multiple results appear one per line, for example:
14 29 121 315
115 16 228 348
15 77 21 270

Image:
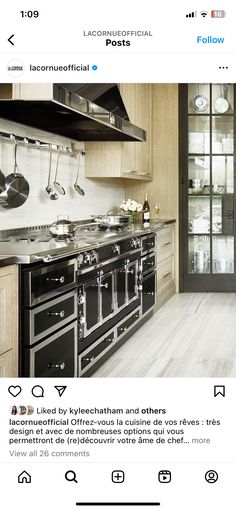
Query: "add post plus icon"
112 470 125 483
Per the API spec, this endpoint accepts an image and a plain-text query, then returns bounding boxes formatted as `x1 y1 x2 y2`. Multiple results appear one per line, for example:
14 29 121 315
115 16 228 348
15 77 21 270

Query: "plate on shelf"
212 185 225 195
188 187 203 195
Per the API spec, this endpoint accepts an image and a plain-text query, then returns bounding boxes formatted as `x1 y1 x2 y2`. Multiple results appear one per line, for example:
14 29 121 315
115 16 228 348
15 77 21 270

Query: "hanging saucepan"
192 85 208 113
2 141 29 208
214 85 229 114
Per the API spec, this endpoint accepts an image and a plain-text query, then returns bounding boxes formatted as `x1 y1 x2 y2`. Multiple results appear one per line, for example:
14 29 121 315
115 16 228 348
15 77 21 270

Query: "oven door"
141 271 156 315
100 271 114 321
23 258 76 306
27 321 78 377
127 259 139 304
115 263 126 311
24 290 77 345
78 278 100 338
141 252 156 275
141 233 156 254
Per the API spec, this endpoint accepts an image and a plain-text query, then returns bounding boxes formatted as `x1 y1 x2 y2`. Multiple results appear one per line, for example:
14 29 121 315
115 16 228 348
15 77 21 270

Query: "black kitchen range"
0 221 156 377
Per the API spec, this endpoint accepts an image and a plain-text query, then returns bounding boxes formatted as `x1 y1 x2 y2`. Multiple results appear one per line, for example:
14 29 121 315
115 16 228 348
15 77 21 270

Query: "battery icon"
211 10 226 18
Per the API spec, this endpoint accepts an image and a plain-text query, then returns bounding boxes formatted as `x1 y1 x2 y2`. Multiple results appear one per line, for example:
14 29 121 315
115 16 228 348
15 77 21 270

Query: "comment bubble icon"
31 385 44 398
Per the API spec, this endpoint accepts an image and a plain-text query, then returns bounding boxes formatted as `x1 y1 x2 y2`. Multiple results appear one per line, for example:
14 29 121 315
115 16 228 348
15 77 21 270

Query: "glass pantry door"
180 84 236 291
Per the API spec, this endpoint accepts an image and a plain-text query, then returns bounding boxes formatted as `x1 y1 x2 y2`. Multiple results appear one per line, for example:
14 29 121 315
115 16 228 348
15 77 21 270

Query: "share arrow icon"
54 386 67 397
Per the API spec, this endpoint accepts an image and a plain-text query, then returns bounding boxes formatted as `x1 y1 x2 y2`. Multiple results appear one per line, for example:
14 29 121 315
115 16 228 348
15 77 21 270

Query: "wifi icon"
200 11 208 17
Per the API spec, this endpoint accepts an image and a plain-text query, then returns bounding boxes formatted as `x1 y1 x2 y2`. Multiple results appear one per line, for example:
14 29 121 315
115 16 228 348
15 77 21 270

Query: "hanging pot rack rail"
0 131 87 157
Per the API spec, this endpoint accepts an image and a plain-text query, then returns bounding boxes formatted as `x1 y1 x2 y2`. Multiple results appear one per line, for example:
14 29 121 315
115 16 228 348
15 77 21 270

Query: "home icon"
18 471 31 484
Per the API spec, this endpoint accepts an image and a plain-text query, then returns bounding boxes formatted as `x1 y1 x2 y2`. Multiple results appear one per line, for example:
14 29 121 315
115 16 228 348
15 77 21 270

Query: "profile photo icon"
205 470 218 483
18 406 27 415
10 405 18 415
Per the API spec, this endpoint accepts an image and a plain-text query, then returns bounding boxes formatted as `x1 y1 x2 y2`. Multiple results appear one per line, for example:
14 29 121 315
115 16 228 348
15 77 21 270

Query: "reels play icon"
158 470 171 483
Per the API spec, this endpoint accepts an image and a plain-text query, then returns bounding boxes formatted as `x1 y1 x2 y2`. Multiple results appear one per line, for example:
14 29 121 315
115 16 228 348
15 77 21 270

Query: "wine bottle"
142 193 150 227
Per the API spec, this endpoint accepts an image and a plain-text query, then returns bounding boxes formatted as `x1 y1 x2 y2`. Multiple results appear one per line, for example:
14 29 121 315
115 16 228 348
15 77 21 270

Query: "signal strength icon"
186 11 197 18
200 11 208 17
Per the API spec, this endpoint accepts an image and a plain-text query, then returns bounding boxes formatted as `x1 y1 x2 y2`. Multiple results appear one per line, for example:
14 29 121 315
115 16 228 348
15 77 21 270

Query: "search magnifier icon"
65 470 78 483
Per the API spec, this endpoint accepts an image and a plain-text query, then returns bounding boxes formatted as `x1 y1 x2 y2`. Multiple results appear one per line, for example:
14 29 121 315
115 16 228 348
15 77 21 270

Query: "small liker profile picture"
18 406 27 415
10 405 18 415
27 405 34 415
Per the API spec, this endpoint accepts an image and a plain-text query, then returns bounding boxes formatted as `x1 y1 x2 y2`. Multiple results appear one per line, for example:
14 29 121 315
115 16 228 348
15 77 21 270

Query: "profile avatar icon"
10 405 18 415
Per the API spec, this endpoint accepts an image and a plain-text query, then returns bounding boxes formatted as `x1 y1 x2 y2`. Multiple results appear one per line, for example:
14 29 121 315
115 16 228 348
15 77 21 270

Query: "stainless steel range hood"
0 84 146 142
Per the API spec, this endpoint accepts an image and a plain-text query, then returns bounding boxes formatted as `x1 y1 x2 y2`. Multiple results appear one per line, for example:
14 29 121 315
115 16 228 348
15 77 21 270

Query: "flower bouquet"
120 198 142 223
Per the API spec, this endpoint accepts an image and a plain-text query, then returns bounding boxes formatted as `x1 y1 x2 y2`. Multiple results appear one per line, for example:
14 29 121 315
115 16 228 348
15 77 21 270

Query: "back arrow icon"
8 34 15 46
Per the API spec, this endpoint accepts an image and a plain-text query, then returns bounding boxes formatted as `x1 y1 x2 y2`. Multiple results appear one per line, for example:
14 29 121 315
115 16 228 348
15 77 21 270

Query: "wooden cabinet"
0 350 14 377
0 265 18 377
120 84 152 178
85 84 153 180
156 225 176 309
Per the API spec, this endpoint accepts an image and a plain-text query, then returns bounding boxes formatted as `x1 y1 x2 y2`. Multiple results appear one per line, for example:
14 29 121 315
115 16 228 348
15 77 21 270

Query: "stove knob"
136 237 141 248
79 315 85 325
130 238 137 249
78 294 85 305
90 250 98 264
112 244 120 255
77 253 84 265
84 252 91 264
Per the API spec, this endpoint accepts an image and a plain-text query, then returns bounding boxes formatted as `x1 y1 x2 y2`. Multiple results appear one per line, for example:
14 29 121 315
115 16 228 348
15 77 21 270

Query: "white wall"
0 118 125 229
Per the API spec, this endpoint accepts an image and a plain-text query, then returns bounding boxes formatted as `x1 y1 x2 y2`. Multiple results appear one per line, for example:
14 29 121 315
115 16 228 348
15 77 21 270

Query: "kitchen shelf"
189 153 233 156
188 194 225 197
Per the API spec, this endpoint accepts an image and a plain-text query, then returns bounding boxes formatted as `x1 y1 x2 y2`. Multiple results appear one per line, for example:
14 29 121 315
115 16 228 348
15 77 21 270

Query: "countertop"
0 255 17 268
0 218 176 265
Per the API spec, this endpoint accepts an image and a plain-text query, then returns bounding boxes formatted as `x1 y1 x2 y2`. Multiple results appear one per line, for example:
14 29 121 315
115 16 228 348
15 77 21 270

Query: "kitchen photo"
0 82 235 378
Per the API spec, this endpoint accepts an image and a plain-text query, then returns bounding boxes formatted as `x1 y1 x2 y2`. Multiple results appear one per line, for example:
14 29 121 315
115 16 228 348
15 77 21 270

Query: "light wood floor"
92 293 236 377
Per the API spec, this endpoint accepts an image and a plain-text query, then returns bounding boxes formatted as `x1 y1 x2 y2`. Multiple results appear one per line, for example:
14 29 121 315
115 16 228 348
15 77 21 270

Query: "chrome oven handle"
47 310 65 318
82 356 95 363
46 276 65 284
92 282 109 288
104 337 115 343
48 362 66 370
100 282 109 288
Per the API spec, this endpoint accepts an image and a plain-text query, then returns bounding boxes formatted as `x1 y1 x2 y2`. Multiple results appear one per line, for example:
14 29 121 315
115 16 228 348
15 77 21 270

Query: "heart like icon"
8 385 22 397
